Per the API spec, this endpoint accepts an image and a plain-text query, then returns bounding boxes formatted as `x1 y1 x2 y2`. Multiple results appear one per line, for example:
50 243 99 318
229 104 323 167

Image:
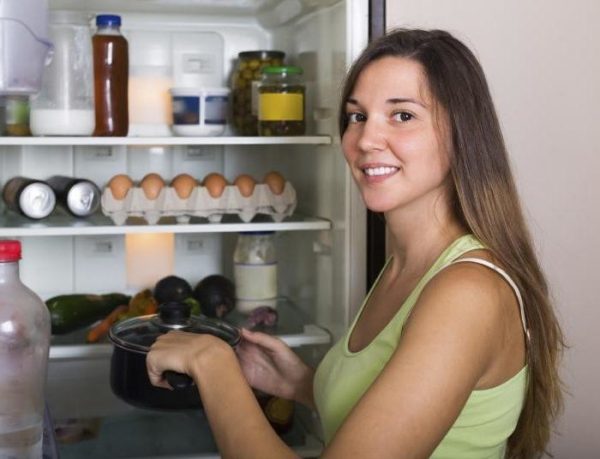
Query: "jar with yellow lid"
258 65 305 136
231 50 285 136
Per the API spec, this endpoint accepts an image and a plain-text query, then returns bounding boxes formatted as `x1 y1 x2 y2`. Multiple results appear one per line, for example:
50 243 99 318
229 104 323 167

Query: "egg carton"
101 182 297 225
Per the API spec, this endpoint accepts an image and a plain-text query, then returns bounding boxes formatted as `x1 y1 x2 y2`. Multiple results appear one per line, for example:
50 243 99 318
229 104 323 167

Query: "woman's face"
341 56 452 215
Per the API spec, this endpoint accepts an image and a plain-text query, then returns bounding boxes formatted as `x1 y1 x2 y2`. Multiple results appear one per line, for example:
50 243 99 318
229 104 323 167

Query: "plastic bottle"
233 231 278 314
92 14 129 136
0 240 51 458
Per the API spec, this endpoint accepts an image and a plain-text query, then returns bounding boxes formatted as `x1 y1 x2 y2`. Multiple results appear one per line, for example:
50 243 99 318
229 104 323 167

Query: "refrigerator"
0 1 386 457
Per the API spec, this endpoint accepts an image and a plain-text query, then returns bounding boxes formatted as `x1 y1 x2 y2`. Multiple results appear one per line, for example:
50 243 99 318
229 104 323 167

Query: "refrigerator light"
125 233 174 290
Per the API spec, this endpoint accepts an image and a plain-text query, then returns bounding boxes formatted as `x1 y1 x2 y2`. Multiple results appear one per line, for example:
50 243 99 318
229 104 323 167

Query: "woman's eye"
347 112 366 124
393 111 413 122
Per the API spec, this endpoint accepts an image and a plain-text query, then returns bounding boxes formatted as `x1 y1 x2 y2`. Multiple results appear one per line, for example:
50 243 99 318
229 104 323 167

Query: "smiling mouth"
362 166 399 177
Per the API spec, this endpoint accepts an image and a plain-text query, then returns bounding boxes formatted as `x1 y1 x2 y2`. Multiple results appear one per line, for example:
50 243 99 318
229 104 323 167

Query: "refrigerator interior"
0 0 369 457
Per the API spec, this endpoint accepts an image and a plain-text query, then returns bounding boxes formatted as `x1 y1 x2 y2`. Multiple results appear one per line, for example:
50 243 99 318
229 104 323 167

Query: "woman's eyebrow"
387 97 427 108
345 97 427 108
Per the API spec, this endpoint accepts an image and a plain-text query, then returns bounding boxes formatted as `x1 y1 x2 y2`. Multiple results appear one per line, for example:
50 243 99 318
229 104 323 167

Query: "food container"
258 65 305 136
0 0 53 95
170 87 229 136
231 50 285 135
108 301 240 410
29 10 95 136
234 231 278 314
101 180 297 225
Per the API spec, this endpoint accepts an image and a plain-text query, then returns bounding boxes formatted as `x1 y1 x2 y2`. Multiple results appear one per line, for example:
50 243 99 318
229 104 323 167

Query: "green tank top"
313 234 528 458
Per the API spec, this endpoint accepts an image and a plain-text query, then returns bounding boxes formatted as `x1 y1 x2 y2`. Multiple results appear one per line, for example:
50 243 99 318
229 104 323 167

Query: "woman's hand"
236 328 315 408
146 331 234 390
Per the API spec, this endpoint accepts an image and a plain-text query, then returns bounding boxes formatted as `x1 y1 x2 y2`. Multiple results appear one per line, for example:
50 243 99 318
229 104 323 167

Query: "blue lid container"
96 14 121 26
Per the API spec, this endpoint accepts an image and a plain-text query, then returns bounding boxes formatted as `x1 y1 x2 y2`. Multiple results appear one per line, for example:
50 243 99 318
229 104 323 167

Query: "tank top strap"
449 257 531 343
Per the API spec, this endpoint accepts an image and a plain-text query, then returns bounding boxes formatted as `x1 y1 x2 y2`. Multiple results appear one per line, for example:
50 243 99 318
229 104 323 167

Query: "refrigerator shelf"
0 212 332 237
0 135 332 147
53 407 323 459
50 297 332 361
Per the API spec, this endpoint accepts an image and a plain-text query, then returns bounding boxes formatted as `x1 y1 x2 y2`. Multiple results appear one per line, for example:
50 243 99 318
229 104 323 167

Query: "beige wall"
387 1 600 456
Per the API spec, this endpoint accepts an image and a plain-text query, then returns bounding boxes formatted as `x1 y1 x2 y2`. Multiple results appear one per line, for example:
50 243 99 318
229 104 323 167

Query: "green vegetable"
46 293 131 335
183 297 201 316
192 274 235 319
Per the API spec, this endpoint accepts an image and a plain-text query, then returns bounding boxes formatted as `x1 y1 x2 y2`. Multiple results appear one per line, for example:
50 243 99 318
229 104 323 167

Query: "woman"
147 29 564 458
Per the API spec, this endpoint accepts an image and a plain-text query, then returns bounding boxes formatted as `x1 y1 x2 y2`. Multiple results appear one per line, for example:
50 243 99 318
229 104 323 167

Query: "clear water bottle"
233 231 278 314
0 240 51 458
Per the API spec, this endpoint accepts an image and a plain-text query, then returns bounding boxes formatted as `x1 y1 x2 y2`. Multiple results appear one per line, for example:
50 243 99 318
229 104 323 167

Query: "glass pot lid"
109 301 241 354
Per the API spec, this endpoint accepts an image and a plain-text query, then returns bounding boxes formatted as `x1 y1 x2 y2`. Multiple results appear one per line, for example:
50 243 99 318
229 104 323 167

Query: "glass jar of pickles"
258 66 305 136
232 50 285 136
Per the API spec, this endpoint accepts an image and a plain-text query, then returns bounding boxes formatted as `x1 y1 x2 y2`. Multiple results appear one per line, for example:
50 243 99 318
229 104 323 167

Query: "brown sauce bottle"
92 14 129 136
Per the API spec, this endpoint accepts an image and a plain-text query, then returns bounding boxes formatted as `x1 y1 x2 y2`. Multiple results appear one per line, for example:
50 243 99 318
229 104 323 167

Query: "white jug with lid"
30 10 95 136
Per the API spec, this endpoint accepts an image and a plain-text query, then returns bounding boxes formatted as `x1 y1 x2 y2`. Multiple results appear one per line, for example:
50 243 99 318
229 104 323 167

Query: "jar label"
205 95 228 125
258 94 304 121
234 263 277 300
172 96 200 125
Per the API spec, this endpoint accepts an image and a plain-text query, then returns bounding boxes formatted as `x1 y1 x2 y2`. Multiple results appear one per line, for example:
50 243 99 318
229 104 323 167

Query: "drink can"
47 176 101 217
2 177 56 219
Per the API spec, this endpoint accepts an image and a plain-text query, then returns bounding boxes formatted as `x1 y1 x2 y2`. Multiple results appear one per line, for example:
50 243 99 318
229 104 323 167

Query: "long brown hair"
339 28 565 458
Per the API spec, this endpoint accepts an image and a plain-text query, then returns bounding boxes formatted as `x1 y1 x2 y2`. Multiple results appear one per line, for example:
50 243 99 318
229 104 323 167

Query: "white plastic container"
170 87 229 136
128 30 173 136
233 232 278 314
29 10 94 136
0 0 53 95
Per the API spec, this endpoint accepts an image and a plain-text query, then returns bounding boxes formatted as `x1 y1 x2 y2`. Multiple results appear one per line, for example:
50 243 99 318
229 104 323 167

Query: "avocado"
154 275 193 305
192 274 235 318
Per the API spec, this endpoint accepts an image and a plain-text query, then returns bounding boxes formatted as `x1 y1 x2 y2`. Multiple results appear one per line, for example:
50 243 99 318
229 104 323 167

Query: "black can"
46 175 101 217
2 176 56 219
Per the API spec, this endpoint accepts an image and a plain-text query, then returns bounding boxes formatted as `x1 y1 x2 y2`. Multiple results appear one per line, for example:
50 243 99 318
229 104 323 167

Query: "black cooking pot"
108 301 240 410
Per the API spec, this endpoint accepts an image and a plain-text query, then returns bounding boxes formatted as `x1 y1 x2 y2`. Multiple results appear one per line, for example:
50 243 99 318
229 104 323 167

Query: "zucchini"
46 293 131 335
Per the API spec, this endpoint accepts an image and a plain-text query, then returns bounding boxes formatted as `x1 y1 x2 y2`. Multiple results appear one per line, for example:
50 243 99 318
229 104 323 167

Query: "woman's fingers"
240 328 289 353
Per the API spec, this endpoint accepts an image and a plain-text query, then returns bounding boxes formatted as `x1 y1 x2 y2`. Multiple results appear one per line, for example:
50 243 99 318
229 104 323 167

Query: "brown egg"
170 173 198 199
203 172 228 198
140 173 165 200
234 174 256 198
263 171 286 195
108 174 134 200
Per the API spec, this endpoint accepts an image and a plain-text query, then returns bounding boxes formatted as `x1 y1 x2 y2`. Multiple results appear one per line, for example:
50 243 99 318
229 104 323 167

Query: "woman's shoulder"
403 249 515 366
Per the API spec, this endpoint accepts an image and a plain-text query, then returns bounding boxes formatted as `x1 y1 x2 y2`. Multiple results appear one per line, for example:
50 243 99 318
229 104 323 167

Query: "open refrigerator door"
1 0 371 457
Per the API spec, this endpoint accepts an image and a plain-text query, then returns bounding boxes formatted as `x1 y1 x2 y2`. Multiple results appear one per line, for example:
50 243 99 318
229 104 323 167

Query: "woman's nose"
356 117 386 153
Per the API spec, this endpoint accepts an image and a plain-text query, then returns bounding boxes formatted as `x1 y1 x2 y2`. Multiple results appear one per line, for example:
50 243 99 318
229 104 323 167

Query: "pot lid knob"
158 301 191 326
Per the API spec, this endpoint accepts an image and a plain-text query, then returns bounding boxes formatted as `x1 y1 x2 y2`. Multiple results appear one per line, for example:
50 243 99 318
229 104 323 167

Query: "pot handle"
164 370 195 389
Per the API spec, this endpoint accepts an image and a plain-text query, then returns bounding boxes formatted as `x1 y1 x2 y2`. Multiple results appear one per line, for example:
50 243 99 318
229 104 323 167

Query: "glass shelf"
54 407 323 459
0 135 332 147
0 212 332 237
49 297 331 360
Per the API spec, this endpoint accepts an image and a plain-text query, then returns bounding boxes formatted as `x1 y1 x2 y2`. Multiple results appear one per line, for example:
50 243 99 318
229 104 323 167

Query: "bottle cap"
261 65 303 75
96 14 122 27
238 50 285 61
0 240 21 261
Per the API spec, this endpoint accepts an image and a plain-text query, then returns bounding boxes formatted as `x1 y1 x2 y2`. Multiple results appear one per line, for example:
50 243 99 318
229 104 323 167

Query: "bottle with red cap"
0 240 51 458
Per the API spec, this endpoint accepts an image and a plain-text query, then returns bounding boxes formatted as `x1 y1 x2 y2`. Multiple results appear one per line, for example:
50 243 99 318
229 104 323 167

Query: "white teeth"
363 166 398 176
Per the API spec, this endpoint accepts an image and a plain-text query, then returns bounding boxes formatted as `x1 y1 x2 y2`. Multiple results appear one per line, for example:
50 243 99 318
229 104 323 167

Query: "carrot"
86 304 129 343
